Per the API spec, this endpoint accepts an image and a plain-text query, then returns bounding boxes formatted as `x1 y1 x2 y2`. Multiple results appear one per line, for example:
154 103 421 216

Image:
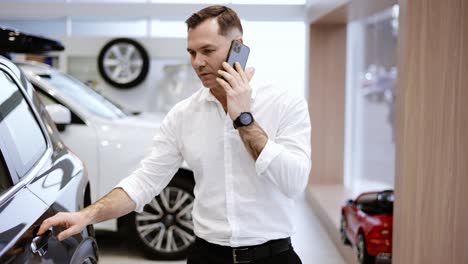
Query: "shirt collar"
199 87 217 102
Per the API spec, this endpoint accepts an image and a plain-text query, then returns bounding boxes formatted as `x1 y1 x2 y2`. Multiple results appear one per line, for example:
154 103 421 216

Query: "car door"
348 194 373 242
346 202 360 242
352 193 376 239
0 148 51 264
0 65 73 263
0 63 99 263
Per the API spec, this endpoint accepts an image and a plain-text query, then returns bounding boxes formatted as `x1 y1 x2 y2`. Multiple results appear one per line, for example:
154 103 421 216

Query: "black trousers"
187 237 302 264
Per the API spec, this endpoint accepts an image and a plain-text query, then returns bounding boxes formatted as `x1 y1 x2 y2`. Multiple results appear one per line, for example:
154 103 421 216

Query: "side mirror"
45 104 71 132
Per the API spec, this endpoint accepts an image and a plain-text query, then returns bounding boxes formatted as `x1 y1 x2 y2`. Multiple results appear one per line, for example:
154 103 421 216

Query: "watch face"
240 113 253 125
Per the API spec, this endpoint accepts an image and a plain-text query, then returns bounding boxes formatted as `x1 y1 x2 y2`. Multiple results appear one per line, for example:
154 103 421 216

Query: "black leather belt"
195 237 292 264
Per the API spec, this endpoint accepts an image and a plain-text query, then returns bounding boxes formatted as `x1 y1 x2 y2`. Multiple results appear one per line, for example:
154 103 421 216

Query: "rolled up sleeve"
255 140 284 175
255 97 311 198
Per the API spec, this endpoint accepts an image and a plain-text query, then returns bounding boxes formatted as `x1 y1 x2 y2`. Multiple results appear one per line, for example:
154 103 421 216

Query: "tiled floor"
98 192 345 264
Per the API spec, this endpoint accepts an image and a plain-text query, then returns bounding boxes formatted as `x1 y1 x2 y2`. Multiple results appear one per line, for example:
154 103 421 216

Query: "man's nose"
193 54 206 67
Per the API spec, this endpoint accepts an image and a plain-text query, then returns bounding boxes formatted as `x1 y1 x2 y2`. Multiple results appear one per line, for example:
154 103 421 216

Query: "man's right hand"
37 188 136 241
38 211 89 241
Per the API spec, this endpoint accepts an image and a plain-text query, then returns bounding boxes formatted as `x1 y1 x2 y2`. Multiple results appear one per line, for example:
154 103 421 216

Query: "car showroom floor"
97 191 345 264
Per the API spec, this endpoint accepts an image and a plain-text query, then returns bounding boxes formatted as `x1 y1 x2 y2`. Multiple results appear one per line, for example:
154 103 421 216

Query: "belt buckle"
232 248 251 263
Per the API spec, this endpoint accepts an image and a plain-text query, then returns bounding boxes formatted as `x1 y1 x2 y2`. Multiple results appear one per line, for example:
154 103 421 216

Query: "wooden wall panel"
393 0 468 263
315 3 349 25
308 24 346 184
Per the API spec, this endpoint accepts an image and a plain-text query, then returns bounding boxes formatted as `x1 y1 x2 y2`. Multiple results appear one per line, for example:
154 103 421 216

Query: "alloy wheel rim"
102 43 144 84
135 186 195 253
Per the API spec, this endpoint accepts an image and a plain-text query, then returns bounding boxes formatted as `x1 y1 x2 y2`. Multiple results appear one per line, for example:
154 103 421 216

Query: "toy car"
341 190 393 264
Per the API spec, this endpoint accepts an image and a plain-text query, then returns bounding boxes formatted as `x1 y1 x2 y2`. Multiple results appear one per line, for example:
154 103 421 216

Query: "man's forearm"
238 122 268 160
81 188 136 225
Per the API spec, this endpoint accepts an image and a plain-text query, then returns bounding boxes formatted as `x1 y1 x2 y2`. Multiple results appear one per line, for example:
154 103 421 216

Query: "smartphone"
226 40 250 71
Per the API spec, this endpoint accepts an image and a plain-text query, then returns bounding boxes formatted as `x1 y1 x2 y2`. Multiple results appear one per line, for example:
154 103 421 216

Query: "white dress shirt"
116 77 311 247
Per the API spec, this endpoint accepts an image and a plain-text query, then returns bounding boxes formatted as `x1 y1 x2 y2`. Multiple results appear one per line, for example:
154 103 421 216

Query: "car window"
35 90 58 106
0 152 11 196
0 70 46 178
37 71 127 119
356 193 377 204
35 89 85 125
377 191 394 203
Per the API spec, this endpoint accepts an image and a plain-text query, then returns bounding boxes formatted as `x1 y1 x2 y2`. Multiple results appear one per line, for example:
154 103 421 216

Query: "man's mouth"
199 73 213 79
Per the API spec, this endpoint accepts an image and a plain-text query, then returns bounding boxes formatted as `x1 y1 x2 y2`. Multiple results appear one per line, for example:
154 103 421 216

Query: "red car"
340 190 393 264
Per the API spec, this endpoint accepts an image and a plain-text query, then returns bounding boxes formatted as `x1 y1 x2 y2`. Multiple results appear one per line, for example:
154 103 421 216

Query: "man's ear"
239 38 244 44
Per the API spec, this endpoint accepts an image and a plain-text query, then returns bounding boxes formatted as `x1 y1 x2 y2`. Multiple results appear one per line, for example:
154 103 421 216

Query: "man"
39 5 311 264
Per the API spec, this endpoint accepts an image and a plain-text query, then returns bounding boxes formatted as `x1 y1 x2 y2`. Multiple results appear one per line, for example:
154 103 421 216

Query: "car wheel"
340 215 351 246
123 176 195 260
98 38 150 89
356 233 375 264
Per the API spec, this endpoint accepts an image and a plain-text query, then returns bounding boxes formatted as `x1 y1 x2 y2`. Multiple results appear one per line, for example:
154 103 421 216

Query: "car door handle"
31 229 52 257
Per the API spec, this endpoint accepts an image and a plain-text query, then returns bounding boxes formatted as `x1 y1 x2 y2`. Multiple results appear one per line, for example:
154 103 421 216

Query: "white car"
18 61 195 260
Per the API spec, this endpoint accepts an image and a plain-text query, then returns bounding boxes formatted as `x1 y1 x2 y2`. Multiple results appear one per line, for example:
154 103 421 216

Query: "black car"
0 54 98 263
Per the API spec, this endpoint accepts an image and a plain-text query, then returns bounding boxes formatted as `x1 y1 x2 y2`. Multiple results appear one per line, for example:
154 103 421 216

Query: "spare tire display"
98 38 149 89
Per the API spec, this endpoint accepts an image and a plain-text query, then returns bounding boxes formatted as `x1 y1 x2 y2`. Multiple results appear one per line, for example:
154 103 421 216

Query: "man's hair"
185 5 243 36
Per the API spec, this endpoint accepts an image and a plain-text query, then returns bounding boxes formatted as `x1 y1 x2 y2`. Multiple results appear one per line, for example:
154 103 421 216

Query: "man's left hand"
216 62 255 120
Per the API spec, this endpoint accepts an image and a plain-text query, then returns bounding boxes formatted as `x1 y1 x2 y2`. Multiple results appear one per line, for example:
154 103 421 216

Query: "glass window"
0 70 47 177
35 88 85 125
36 71 127 119
242 21 306 98
344 5 398 195
0 153 12 196
36 90 58 106
356 193 378 204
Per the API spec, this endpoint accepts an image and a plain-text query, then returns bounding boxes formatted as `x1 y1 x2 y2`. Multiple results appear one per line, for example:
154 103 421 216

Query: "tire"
340 215 351 246
356 232 376 264
122 176 195 260
98 38 150 89
84 184 95 238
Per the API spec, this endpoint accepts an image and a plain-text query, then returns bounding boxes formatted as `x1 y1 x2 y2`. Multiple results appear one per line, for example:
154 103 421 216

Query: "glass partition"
345 5 399 195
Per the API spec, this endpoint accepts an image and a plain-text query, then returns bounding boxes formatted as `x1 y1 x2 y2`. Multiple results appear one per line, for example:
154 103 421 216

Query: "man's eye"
204 49 214 54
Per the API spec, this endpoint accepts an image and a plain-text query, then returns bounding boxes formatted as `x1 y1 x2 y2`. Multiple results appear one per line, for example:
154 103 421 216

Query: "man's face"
187 18 232 89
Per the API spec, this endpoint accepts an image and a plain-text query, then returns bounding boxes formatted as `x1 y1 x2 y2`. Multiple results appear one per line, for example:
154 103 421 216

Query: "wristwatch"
233 112 255 129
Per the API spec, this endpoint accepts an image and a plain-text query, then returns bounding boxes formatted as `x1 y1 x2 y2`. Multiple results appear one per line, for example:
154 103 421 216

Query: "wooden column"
308 23 346 184
393 0 468 262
